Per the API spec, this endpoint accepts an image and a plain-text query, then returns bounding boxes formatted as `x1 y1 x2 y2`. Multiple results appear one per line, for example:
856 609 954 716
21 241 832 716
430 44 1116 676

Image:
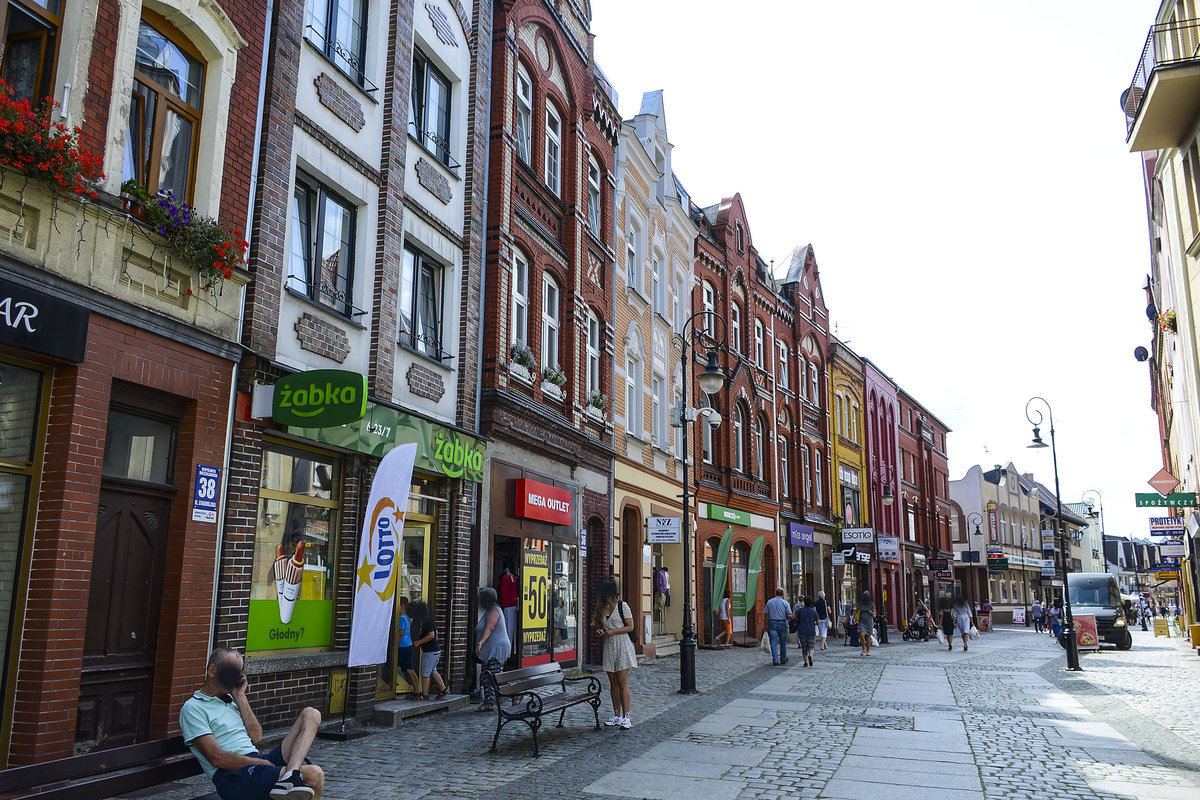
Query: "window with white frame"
626 219 643 294
587 155 602 231
652 254 665 315
305 0 368 86
851 404 859 443
814 450 823 506
733 405 745 472
511 250 529 346
754 320 765 368
803 446 811 502
652 375 665 445
908 506 917 542
541 274 559 369
626 355 643 436
778 343 789 391
702 281 715 337
670 272 680 329
735 221 744 253
754 415 765 478
586 311 601 399
544 103 561 195
515 65 532 164
834 396 843 437
399 244 445 360
730 303 741 353
809 361 819 404
779 437 789 498
700 395 713 463
799 360 807 401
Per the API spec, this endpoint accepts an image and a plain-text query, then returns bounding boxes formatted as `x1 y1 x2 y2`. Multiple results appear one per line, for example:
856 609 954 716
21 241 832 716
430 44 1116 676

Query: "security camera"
702 409 722 430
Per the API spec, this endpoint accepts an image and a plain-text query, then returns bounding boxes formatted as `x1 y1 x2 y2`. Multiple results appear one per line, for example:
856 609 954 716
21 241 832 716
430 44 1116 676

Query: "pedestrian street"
136 627 1200 800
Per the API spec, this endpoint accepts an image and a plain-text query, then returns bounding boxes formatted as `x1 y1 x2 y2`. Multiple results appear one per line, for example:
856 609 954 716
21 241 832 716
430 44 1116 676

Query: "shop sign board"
987 553 1009 571
706 503 751 526
788 523 814 548
877 537 900 563
1135 492 1199 507
1074 614 1100 650
1152 561 1180 569
191 464 220 522
647 516 682 544
928 558 948 569
514 479 572 525
579 528 587 556
936 569 954 580
1041 559 1057 577
1159 540 1186 557
1156 570 1180 581
291 400 487 483
1149 516 1185 534
1148 468 1179 497
988 504 999 543
832 553 846 566
0 276 90 362
841 527 874 544
856 551 872 564
522 549 550 654
273 369 368 427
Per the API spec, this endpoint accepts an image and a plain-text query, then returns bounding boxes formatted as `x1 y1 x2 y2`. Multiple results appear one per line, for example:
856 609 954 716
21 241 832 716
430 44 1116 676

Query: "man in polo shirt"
179 648 325 800
761 587 794 666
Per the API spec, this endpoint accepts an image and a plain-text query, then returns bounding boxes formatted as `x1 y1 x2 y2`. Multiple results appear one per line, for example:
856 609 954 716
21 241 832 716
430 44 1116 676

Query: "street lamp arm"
1025 396 1053 430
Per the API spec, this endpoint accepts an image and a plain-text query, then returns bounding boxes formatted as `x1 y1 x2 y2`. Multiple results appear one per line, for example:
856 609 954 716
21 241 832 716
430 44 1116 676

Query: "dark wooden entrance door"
76 483 173 752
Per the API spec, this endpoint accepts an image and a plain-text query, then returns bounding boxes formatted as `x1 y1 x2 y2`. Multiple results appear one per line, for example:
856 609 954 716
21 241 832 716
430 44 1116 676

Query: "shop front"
787 522 815 601
698 502 776 646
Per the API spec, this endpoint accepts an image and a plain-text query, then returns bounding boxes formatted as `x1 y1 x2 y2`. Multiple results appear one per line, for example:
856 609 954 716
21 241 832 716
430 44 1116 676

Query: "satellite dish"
1134 346 1149 362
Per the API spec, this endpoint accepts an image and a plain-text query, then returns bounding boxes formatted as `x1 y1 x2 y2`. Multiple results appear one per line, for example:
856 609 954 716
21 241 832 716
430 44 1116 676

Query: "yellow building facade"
828 339 868 618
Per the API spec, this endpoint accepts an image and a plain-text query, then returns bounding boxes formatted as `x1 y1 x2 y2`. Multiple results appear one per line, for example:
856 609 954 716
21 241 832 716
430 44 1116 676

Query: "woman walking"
593 577 637 729
815 591 830 650
858 591 876 656
940 602 955 651
474 587 510 712
795 596 819 666
953 594 972 651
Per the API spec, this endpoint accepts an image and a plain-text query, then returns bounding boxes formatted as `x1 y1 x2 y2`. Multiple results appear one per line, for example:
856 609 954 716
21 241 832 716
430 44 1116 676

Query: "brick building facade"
896 389 953 618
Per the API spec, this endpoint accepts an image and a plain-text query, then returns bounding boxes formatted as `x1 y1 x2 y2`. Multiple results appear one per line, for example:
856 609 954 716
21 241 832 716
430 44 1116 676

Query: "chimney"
1022 473 1034 480
993 464 1002 471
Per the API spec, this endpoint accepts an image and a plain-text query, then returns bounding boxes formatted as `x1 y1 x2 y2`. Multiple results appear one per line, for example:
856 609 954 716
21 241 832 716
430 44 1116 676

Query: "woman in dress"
814 591 830 650
474 587 510 712
953 593 973 651
858 591 876 657
592 576 637 729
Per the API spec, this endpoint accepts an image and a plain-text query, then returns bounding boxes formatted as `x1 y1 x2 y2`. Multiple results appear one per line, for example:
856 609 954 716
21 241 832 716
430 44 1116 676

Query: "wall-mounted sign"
987 553 1009 571
191 464 220 523
291 400 486 483
1041 559 1056 577
788 523 814 548
987 502 999 543
273 369 367 427
1135 492 1198 508
1159 540 1186 557
648 516 682 544
1149 516 1185 533
1156 570 1180 581
514 478 572 525
856 551 871 564
1148 468 1179 497
841 527 874 544
928 558 948 570
0 276 89 362
706 503 751 527
877 537 900 563
832 553 845 567
1151 560 1180 569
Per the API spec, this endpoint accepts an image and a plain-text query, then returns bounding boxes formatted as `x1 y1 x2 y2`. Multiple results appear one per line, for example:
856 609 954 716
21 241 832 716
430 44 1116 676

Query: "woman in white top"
593 577 637 729
715 595 733 648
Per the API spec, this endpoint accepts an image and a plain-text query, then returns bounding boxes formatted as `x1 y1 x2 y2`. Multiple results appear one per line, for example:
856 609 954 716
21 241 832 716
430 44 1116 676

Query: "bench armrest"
563 674 602 695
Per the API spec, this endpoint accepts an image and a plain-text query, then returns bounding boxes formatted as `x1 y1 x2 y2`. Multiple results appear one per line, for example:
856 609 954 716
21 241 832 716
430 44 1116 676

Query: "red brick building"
0 0 264 764
479 0 619 669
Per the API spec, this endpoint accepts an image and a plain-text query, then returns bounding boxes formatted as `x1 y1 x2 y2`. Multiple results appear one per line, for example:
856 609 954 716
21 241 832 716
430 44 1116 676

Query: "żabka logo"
273 369 368 427
277 382 358 417
433 430 484 479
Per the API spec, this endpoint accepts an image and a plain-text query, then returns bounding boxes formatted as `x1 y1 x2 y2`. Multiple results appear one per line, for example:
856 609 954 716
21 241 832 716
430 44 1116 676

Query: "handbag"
618 602 637 644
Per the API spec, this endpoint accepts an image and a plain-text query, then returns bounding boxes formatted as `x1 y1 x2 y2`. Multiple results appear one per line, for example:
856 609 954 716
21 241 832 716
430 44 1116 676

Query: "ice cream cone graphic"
274 541 305 623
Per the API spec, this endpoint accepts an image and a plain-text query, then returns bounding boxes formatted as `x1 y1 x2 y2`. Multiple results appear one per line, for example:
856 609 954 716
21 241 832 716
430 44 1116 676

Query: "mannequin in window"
498 564 519 657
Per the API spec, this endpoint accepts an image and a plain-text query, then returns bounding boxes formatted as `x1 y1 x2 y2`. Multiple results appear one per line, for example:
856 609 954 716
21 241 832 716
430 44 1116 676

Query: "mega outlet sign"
514 478 572 525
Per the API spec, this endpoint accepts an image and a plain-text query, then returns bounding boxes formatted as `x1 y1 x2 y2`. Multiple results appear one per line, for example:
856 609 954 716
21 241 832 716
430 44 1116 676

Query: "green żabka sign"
1135 492 1199 508
706 503 751 527
290 400 486 484
273 370 367 427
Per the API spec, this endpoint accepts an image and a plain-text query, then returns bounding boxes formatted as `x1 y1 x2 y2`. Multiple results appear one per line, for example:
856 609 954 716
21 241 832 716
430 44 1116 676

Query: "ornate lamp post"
965 511 983 610
674 311 729 694
1026 397 1082 671
870 462 895 643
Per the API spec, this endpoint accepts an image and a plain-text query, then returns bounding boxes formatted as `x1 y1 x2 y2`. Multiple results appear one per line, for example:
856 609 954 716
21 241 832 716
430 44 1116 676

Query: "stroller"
902 611 931 641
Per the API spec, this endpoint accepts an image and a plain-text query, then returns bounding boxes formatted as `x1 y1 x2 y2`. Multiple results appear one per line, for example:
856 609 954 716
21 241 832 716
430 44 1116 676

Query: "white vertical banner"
348 443 418 667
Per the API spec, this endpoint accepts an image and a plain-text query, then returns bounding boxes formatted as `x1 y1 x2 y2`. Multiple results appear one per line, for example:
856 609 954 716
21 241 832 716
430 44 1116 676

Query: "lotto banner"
348 443 418 667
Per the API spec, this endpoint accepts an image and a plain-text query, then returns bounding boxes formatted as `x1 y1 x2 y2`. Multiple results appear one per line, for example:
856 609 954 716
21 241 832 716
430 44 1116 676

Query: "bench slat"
0 738 191 791
535 693 594 712
0 756 204 800
493 662 562 683
496 673 564 696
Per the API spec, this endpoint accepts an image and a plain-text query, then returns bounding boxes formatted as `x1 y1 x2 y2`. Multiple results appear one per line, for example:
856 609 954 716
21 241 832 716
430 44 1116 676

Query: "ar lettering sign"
273 369 368 427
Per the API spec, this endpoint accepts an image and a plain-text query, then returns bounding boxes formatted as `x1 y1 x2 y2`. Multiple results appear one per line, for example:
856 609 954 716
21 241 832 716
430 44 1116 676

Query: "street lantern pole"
965 512 982 614
870 462 895 643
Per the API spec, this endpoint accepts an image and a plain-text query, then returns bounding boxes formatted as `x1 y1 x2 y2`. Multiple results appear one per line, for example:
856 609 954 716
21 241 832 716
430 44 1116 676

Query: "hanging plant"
0 80 103 199
1159 308 1178 334
121 180 248 294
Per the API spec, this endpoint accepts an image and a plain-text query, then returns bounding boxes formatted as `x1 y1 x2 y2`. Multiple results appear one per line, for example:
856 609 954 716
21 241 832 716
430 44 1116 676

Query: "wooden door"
75 484 172 752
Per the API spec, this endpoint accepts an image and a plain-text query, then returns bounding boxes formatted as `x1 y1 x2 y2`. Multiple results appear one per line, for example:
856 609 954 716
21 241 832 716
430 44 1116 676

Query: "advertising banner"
522 548 550 656
1074 614 1100 650
1135 492 1199 508
1159 540 1186 557
711 527 734 612
745 536 766 614
348 443 418 667
988 504 999 543
191 464 220 523
1012 608 1026 625
1149 516 1185 534
877 537 900 563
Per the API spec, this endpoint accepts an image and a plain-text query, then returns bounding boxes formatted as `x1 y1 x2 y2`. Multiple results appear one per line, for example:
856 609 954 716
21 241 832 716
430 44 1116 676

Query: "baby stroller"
902 612 930 641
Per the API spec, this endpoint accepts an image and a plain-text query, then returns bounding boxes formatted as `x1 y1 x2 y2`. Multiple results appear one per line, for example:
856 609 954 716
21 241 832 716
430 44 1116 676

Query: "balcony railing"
1124 18 1200 136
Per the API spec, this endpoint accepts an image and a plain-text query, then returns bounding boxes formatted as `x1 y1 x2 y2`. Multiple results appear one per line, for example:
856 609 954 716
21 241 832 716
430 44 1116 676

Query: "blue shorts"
397 645 414 671
212 744 285 800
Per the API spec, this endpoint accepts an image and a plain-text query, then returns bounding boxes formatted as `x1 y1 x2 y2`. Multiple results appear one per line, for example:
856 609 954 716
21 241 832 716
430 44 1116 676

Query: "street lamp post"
675 312 729 695
1082 490 1104 575
965 512 982 612
870 463 895 644
1026 396 1082 672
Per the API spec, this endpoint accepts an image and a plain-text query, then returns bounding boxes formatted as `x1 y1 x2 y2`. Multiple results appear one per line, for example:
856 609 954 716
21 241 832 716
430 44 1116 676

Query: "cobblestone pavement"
131 626 1200 800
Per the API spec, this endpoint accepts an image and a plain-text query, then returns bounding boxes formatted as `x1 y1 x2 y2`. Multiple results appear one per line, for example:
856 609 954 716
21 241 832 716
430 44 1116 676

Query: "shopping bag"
936 628 946 645
969 625 980 640
760 632 771 653
870 634 879 647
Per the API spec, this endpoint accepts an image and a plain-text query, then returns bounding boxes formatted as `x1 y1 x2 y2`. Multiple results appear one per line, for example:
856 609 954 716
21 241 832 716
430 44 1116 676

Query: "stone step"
652 634 680 658
373 693 470 726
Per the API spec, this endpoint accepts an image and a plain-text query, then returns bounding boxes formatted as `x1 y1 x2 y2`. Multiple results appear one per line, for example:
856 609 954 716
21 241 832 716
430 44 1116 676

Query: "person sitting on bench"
179 647 325 800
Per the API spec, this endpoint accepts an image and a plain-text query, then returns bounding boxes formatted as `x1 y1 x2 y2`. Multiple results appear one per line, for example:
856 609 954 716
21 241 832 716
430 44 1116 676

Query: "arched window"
544 102 562 195
705 537 721 563
702 281 716 337
541 273 559 368
730 302 741 353
733 405 745 472
586 311 601 398
511 249 528 345
754 414 767 478
515 64 532 163
732 541 749 565
754 320 765 367
779 437 789 498
626 352 643 436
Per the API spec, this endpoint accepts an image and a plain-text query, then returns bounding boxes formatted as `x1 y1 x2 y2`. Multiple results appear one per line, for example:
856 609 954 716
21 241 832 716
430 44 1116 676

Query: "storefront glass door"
376 516 434 700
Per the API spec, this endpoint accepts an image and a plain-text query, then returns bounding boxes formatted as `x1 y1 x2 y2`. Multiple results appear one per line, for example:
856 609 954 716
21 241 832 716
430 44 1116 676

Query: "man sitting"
180 648 325 800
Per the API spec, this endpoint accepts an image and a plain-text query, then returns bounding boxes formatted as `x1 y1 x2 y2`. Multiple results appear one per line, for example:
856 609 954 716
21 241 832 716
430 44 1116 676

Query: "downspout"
210 0 274 656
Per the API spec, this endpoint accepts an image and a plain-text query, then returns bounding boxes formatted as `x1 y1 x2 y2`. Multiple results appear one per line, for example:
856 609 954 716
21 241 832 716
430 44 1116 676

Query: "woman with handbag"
593 576 637 729
474 587 510 712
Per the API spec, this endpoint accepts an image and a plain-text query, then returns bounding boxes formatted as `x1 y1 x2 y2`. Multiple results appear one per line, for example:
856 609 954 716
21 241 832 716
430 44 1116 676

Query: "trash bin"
1189 623 1200 647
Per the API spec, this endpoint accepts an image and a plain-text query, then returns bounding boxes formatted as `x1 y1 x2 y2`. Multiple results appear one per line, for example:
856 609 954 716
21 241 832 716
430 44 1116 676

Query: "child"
396 596 419 697
408 600 450 700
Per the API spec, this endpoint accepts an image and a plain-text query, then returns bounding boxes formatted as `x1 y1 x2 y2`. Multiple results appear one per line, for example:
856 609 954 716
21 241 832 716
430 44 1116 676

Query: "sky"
592 0 1165 539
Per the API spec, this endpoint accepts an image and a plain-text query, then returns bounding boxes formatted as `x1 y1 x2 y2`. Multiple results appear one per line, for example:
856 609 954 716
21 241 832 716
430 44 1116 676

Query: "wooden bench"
0 736 217 800
481 662 602 756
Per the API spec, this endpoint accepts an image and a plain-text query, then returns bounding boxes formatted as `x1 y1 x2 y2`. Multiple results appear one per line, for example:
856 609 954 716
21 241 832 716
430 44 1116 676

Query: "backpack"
617 602 637 644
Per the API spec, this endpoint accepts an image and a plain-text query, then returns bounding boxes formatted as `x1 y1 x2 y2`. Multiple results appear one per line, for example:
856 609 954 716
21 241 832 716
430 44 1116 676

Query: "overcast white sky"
592 1 1165 539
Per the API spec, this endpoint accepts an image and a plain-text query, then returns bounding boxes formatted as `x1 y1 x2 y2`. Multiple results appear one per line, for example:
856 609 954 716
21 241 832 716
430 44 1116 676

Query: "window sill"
285 286 368 330
541 381 565 401
407 131 462 179
398 340 453 371
585 406 604 422
625 285 650 308
510 362 536 385
302 35 379 103
625 430 647 445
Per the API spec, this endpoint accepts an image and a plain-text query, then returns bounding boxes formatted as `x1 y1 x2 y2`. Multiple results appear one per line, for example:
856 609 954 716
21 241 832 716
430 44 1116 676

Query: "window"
779 437 789 498
702 281 715 337
626 355 643 436
123 15 204 203
670 274 680 329
253 443 340 651
626 220 643 294
544 104 561 195
754 320 765 368
754 415 765 478
511 250 529 345
399 245 445 359
814 450 823 506
305 0 367 85
0 0 62 105
515 65 533 164
803 446 812 502
730 303 741 353
835 396 843 437
587 155 602 231
652 376 665 445
809 361 819 404
778 344 789 391
733 406 745 472
411 49 453 169
799 361 807 401
907 507 917 542
735 221 744 253
586 311 601 399
999 515 1008 544
288 176 357 317
851 404 859 443
541 274 559 369
652 254 665 315
700 395 713 463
